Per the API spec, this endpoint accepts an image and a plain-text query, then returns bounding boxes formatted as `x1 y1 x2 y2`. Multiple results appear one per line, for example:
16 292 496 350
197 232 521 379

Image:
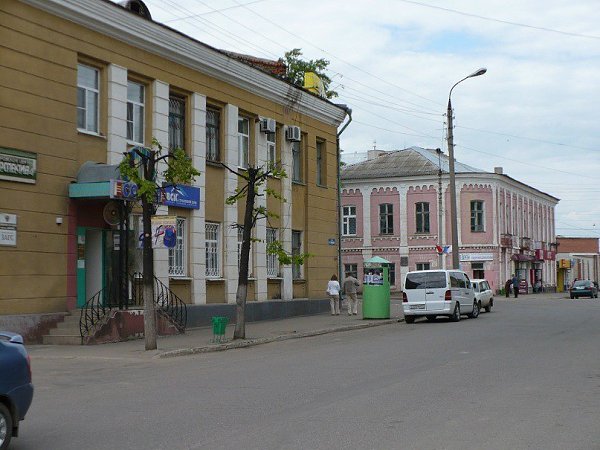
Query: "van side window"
463 274 470 288
450 272 461 288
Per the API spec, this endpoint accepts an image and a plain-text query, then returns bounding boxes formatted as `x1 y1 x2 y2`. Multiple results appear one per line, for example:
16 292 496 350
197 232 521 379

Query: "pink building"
341 147 559 293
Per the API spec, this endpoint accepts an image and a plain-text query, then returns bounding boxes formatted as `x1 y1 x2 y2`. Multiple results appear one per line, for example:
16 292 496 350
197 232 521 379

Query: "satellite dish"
103 201 121 226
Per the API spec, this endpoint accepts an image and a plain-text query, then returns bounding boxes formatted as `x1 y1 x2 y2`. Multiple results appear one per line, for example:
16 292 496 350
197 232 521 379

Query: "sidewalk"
27 300 405 361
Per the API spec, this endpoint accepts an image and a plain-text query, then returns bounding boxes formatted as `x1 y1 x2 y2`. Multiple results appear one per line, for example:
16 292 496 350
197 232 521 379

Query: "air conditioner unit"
285 126 301 142
260 117 276 134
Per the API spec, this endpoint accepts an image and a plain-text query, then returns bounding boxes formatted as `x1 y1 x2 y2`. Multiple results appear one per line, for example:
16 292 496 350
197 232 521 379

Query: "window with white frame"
471 200 485 232
292 141 302 182
267 132 276 166
379 203 393 235
266 227 279 277
416 202 430 233
77 64 99 133
206 107 221 161
292 230 302 279
238 116 249 168
316 140 325 186
205 222 221 277
237 227 252 276
168 95 185 151
168 217 186 277
127 81 145 144
342 205 357 236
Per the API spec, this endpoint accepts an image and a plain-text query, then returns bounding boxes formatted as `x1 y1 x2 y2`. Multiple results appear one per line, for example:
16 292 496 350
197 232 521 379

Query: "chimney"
494 167 503 174
367 150 386 160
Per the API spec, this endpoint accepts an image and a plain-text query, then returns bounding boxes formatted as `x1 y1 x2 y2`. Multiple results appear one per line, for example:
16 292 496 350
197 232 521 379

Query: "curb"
157 318 403 359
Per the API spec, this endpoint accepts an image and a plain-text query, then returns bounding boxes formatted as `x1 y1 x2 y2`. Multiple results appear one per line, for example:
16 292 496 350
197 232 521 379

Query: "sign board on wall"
0 213 17 246
163 185 200 209
460 253 493 262
150 215 177 249
0 148 37 183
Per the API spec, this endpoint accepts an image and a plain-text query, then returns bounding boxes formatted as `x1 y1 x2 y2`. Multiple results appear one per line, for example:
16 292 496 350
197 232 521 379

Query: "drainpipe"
336 105 353 282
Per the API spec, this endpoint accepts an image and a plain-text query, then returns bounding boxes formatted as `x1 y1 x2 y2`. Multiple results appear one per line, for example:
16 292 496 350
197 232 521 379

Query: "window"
267 132 276 166
416 262 430 271
237 228 252 275
471 200 485 232
415 202 430 233
77 64 99 133
292 141 302 182
206 107 221 161
127 81 145 144
266 228 279 277
168 217 186 277
316 140 325 186
383 263 396 286
344 264 358 279
205 222 220 277
342 206 357 236
379 203 393 234
292 230 302 279
238 116 249 168
168 95 185 151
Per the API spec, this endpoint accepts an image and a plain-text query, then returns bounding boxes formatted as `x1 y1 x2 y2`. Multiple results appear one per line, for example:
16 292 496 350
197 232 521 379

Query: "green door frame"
76 227 107 308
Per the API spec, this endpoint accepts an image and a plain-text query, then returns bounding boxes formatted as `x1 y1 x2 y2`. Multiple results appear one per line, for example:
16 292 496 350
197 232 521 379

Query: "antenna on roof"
373 140 376 151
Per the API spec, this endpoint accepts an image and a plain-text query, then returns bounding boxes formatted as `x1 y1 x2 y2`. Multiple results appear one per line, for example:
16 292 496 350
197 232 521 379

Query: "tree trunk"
233 169 257 340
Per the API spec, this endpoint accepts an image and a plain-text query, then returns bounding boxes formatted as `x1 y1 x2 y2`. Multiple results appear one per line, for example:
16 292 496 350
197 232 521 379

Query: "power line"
163 0 271 22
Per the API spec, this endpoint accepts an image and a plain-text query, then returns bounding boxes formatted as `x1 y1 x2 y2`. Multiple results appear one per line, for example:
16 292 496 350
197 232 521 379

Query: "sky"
135 0 600 238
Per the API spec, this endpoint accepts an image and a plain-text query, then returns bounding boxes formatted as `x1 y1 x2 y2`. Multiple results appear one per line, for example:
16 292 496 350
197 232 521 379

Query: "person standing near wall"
327 274 341 315
343 272 360 316
512 274 519 298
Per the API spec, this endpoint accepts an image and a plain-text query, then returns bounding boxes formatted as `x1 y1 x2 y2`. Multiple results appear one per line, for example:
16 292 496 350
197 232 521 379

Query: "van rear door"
423 271 448 311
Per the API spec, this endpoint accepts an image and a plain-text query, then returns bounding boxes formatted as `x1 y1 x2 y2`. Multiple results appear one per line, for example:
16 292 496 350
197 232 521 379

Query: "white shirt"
327 280 340 295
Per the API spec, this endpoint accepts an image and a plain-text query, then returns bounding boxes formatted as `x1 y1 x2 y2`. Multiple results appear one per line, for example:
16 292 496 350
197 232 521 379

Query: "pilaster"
106 64 127 165
223 104 239 304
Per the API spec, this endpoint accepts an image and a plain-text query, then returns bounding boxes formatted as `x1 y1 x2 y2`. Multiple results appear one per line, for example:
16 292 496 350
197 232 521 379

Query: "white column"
255 122 268 301
106 64 127 165
281 126 293 301
224 104 239 304
440 181 448 269
152 80 170 287
190 93 207 304
456 181 462 247
492 184 498 245
361 187 372 260
398 186 409 284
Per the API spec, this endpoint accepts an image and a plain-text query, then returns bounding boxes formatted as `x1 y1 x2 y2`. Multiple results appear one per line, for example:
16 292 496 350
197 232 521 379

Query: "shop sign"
460 253 493 262
0 147 37 184
163 185 200 209
535 249 545 260
0 213 17 246
150 215 177 249
558 258 571 269
110 179 138 200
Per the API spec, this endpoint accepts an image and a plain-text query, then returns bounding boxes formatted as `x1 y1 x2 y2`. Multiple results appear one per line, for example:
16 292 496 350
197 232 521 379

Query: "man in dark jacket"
512 274 519 298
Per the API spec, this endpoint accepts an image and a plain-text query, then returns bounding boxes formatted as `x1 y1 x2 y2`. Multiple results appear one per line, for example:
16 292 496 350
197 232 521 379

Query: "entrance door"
76 227 108 308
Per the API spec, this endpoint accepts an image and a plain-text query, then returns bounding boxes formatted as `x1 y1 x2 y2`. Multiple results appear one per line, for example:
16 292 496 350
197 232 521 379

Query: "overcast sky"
138 0 600 239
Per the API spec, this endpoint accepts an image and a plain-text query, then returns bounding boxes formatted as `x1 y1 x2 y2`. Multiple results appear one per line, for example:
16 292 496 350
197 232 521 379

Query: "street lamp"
447 68 487 269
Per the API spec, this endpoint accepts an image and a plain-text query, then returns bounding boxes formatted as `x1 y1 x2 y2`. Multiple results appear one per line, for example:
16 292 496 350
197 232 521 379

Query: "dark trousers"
514 287 518 298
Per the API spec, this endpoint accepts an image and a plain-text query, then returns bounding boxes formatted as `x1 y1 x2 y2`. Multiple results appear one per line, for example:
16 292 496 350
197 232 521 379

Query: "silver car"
471 279 493 313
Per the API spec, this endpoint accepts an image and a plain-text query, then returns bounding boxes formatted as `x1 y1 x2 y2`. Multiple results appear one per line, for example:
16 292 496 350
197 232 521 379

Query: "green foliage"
282 48 338 99
266 240 311 266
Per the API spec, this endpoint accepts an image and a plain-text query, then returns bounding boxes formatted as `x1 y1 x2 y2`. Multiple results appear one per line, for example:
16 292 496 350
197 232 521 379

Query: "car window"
482 281 490 291
573 280 588 287
449 272 461 288
472 282 480 292
405 272 446 289
463 274 470 288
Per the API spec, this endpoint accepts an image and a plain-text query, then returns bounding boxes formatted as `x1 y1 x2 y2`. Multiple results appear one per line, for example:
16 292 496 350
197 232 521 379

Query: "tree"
119 138 200 350
223 162 310 340
281 48 338 99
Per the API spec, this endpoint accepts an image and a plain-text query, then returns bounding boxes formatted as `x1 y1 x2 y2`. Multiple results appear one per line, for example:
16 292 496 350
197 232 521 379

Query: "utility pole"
436 148 443 269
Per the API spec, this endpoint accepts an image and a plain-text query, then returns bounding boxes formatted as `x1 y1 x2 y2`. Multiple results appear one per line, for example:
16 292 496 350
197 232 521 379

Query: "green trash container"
362 266 391 319
211 316 229 343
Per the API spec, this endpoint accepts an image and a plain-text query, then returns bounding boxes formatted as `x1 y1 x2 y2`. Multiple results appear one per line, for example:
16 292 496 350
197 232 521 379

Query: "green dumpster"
211 316 229 343
362 257 391 319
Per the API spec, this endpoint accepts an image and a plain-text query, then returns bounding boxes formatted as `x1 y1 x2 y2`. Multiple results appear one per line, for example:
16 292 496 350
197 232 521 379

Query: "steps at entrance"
43 312 82 345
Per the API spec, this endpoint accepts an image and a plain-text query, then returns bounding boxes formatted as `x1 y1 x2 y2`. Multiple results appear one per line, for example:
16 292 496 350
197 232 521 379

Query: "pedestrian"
504 278 512 298
343 272 360 316
326 274 341 315
512 274 519 298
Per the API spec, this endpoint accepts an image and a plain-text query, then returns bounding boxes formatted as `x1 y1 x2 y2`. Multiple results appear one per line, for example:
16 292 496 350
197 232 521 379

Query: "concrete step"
43 334 82 345
48 325 80 336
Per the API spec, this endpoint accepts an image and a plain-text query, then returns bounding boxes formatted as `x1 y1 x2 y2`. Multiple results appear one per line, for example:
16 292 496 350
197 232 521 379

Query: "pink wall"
370 187 400 247
461 184 493 245
407 185 438 245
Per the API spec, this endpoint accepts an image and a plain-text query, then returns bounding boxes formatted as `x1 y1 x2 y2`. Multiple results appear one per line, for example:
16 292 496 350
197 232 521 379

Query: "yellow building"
0 0 348 329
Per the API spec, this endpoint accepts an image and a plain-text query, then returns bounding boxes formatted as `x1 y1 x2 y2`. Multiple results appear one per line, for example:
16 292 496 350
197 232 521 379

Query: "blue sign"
163 185 200 209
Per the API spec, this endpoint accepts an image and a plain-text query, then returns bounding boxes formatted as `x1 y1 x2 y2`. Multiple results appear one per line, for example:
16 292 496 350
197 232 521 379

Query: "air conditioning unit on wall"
285 126 301 142
260 117 276 134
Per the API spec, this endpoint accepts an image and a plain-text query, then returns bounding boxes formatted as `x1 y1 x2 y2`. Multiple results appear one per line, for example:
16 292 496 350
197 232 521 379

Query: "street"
14 294 600 450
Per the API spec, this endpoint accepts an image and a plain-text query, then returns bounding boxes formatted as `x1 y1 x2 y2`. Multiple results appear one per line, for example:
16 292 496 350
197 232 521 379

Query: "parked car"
471 279 494 313
0 332 33 450
402 270 479 323
569 280 598 299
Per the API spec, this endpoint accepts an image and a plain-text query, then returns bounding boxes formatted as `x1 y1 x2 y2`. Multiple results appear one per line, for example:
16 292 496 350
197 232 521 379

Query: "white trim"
21 0 347 127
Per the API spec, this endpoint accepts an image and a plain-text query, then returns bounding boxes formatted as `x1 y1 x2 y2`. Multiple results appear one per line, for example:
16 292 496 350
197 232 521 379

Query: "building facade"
556 237 600 292
341 147 559 294
0 0 347 320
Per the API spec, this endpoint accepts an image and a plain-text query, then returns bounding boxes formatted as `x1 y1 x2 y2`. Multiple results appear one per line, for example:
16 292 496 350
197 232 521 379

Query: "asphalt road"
12 295 600 450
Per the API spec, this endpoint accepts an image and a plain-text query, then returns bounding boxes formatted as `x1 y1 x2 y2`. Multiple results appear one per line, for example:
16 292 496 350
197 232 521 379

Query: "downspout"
336 105 353 282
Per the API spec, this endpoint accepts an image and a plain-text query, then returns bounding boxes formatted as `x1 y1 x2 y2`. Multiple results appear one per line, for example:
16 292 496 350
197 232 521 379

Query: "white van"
402 270 479 323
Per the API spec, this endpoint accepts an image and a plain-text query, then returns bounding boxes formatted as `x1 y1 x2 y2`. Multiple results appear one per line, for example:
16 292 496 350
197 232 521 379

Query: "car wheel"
485 298 492 313
570 295 574 299
426 315 436 322
468 300 480 318
404 316 416 324
450 303 461 322
0 402 13 450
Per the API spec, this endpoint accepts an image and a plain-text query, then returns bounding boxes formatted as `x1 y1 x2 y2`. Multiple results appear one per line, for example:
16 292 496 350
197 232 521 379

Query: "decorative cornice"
20 0 347 127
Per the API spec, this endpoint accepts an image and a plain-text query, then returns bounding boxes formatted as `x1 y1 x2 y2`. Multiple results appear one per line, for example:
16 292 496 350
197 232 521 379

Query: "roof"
341 147 482 180
221 51 287 77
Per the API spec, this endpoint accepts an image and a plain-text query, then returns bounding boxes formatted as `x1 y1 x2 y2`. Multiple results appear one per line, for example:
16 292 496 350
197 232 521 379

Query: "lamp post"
447 68 487 269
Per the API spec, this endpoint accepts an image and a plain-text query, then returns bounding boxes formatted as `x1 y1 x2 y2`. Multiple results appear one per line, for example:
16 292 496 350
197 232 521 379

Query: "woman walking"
327 274 341 315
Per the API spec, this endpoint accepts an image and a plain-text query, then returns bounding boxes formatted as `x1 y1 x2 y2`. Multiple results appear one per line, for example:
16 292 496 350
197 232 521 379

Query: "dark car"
0 332 33 450
569 280 598 299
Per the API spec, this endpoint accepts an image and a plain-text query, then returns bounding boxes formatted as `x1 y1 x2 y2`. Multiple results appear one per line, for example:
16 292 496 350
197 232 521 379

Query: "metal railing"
79 287 113 344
